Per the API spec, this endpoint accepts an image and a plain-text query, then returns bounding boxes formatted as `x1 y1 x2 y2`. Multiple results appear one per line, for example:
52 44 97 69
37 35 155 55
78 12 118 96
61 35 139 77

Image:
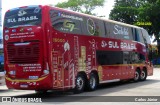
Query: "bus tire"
87 73 98 91
134 69 140 82
140 69 147 81
74 73 85 94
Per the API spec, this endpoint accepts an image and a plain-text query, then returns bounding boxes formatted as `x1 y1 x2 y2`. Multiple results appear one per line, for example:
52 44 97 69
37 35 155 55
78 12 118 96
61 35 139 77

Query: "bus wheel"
88 73 98 91
140 69 147 81
74 74 85 94
134 69 140 82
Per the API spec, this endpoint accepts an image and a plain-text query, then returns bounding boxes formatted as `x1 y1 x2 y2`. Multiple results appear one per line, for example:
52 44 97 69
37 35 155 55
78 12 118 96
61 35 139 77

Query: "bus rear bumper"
5 75 52 90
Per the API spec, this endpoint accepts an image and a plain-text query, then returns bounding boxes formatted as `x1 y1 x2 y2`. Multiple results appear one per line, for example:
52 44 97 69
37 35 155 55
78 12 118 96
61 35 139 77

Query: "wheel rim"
141 71 146 80
76 77 84 90
90 76 96 89
134 71 139 81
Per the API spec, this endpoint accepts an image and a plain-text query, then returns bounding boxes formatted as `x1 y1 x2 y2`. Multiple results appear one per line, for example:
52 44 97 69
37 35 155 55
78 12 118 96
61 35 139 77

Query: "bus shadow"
0 88 13 93
0 89 11 92
97 79 158 91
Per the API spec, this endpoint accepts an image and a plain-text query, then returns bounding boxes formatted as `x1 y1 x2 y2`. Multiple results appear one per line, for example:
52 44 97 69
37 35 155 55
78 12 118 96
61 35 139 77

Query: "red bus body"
3 5 153 91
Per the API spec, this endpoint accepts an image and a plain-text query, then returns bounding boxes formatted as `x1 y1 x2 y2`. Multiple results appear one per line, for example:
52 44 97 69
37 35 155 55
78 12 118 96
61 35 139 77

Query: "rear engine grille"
7 41 40 64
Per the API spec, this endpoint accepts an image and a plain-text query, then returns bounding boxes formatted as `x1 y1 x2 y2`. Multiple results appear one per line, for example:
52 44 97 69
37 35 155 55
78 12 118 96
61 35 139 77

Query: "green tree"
109 0 140 24
138 0 160 37
55 0 105 15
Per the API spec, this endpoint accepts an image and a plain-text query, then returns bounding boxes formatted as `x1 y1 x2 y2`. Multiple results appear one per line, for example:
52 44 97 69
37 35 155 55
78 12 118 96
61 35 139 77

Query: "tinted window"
105 22 113 38
139 29 145 44
141 29 151 44
130 52 145 63
4 6 42 28
50 10 82 34
105 23 133 40
96 51 123 65
123 51 130 64
81 17 105 36
131 28 136 41
134 29 140 42
134 29 145 44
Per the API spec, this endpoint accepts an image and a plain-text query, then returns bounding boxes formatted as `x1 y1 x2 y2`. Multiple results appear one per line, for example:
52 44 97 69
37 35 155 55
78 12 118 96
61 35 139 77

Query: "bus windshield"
4 6 42 28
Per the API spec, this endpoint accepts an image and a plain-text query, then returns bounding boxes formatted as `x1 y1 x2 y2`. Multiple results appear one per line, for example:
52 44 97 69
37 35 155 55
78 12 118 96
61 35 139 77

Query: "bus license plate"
20 84 28 88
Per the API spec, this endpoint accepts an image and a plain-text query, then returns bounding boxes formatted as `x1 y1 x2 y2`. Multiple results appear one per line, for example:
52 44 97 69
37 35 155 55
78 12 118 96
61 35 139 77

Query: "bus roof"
5 5 144 31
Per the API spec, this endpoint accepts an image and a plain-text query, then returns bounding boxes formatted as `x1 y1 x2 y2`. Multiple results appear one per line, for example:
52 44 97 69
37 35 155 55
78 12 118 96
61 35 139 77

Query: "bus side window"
81 17 94 36
130 52 137 63
93 19 105 37
50 10 82 35
138 29 145 44
103 21 107 37
127 27 134 40
104 22 111 38
98 20 105 37
141 29 151 44
96 51 123 65
82 17 105 37
109 23 133 40
135 29 140 42
131 28 136 41
123 51 130 64
130 52 145 63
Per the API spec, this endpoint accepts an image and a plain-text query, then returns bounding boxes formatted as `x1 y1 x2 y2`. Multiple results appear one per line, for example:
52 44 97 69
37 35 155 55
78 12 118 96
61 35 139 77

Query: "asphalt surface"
0 68 160 105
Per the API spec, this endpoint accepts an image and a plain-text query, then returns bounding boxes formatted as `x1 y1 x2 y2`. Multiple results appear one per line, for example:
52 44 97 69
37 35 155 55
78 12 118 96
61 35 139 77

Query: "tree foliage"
138 0 160 38
109 0 140 24
55 0 105 15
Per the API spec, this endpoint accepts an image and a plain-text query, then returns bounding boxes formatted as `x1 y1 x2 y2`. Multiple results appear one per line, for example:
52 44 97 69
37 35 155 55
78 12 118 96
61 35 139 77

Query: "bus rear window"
4 6 42 28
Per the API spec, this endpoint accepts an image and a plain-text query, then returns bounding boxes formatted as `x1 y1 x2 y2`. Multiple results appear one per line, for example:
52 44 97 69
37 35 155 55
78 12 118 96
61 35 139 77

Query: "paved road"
0 68 160 105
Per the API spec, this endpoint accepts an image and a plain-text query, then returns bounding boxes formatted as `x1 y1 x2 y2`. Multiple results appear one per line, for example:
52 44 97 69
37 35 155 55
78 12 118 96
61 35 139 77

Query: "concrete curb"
0 85 8 90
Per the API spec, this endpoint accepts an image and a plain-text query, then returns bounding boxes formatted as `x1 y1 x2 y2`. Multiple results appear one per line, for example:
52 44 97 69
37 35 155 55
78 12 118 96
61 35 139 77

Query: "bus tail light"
9 70 16 75
41 62 50 77
43 70 49 75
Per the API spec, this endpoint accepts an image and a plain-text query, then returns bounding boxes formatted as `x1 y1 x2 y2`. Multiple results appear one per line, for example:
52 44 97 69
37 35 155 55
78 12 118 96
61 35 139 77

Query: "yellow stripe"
101 64 145 67
5 76 47 82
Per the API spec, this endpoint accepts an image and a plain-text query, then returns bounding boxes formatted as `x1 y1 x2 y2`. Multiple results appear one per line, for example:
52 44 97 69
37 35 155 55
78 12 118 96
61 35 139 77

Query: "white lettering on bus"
61 13 83 21
7 18 17 23
7 16 38 23
113 25 129 36
105 41 136 50
120 42 136 50
108 41 119 49
18 16 38 22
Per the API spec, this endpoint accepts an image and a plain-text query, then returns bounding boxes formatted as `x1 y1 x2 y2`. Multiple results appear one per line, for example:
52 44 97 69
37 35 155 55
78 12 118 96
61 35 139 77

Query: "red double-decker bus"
3 5 153 93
